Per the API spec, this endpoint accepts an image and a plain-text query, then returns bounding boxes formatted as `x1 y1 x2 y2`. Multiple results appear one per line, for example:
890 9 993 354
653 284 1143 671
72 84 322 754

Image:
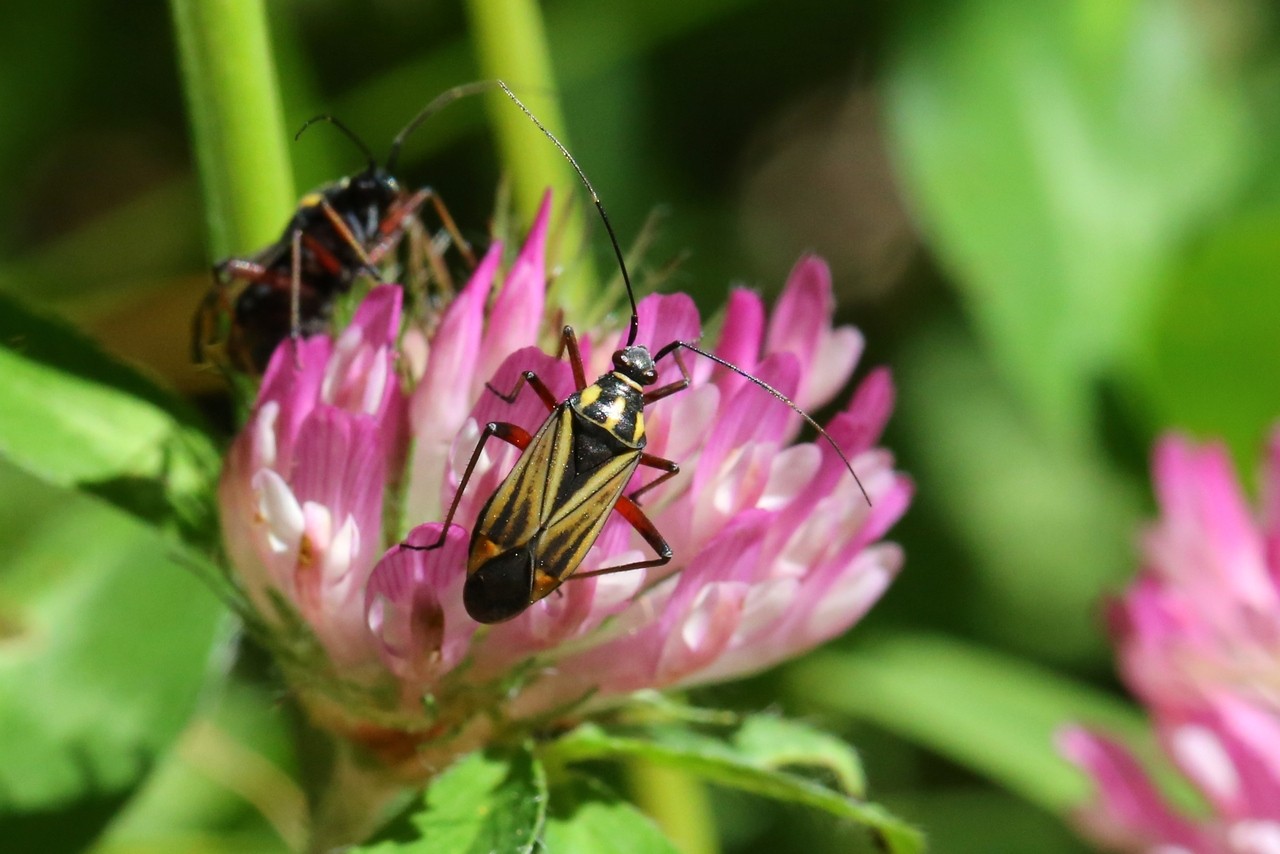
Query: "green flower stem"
627 759 719 854
170 0 294 260
306 738 408 853
464 0 596 317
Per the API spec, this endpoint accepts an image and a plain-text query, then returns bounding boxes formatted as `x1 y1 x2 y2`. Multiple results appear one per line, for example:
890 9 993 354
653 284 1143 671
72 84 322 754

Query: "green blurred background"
2 0 1277 850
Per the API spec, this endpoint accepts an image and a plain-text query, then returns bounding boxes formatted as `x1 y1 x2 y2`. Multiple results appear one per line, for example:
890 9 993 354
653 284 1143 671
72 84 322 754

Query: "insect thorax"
570 374 647 449
320 169 403 243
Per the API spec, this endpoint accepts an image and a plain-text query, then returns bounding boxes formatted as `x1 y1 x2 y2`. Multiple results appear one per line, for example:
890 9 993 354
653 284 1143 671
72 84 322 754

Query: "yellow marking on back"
579 385 602 407
633 410 645 443
531 570 560 602
614 372 643 392
598 394 627 432
469 533 502 574
299 192 324 208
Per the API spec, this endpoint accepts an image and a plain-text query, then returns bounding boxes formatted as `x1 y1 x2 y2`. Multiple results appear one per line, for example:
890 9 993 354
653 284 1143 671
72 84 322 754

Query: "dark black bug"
193 83 491 374
403 82 871 625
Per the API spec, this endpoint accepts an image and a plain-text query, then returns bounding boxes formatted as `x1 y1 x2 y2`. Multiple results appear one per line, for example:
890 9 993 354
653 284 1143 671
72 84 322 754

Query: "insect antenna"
387 80 501 173
497 80 640 348
294 115 377 173
495 80 870 507
660 340 873 507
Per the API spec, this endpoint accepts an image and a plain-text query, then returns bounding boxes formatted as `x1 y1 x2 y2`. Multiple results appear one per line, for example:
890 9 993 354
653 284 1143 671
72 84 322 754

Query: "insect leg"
193 264 241 364
568 495 672 578
554 326 587 389
289 229 303 368
410 208 458 302
318 197 382 280
644 344 692 404
422 188 477 268
486 370 559 411
371 189 427 248
629 453 679 506
484 326 587 407
401 421 532 552
216 258 292 288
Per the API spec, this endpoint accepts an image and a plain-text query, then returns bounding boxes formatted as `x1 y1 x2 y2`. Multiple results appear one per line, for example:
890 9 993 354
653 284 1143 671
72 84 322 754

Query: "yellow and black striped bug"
403 82 871 624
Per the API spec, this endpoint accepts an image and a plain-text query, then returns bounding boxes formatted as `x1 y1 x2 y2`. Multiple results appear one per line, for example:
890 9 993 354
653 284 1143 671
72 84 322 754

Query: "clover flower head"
1060 432 1280 852
218 193 911 771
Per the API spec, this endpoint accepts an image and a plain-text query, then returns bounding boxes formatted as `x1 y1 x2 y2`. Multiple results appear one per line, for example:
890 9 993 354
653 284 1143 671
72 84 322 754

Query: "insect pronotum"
403 81 871 624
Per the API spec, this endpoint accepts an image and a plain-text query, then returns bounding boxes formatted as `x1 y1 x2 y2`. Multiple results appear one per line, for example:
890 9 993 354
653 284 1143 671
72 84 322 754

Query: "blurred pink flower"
1060 433 1280 852
218 193 910 768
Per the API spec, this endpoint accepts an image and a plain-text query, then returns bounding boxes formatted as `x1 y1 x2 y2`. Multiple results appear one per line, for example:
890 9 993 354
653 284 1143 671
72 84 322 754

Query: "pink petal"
848 468 914 554
477 191 551 386
1152 437 1275 610
716 288 765 373
1166 718 1243 815
257 335 333 468
291 409 384 543
1201 695 1280 817
1263 428 1280 581
804 543 902 639
804 326 865 411
1229 821 1280 853
657 581 749 684
365 524 475 685
254 468 304 561
348 284 403 346
666 510 770 599
692 353 800 499
837 367 896 456
758 444 822 511
407 244 502 520
765 255 832 375
629 383 718 500
1057 726 1204 850
628 293 704 389
218 439 275 608
712 288 765 401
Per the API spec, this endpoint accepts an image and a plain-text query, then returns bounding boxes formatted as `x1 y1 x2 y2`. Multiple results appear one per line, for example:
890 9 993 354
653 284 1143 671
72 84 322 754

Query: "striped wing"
473 405 642 588
477 406 575 551
536 447 641 585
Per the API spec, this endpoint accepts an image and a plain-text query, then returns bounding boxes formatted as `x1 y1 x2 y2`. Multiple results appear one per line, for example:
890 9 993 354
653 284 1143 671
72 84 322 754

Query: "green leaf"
543 775 680 854
546 719 922 854
356 747 547 854
784 633 1151 814
95 674 304 854
1140 210 1280 473
729 714 866 797
0 293 221 554
895 321 1143 662
885 0 1249 436
0 465 225 819
890 788 1091 854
